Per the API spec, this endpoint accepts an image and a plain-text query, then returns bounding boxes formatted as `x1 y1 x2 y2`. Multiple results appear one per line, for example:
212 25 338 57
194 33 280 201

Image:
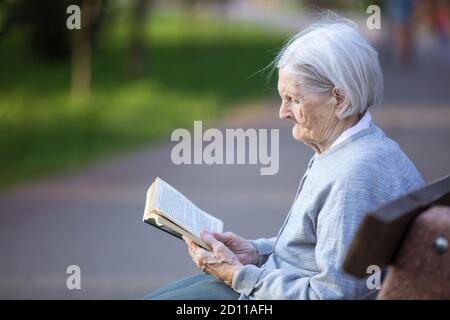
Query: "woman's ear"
332 87 344 107
332 87 347 117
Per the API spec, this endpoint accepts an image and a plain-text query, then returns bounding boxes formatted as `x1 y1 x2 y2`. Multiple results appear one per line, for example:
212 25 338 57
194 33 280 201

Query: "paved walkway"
1 9 449 299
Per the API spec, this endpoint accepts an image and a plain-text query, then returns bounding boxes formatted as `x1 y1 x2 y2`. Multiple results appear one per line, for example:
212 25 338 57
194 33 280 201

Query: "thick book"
143 177 224 250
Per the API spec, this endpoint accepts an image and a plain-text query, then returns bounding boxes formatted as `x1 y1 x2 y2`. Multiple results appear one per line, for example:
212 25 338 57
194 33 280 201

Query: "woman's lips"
287 116 298 124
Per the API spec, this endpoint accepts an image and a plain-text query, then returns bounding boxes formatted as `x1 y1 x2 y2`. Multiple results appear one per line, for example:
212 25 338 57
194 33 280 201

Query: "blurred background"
0 0 449 299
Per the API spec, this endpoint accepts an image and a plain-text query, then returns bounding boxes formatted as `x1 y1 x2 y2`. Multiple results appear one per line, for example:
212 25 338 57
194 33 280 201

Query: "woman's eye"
294 99 300 104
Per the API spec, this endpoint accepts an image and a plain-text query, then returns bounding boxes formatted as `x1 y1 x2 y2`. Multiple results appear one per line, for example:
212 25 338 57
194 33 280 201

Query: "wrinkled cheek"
300 114 320 141
296 107 305 124
298 109 313 131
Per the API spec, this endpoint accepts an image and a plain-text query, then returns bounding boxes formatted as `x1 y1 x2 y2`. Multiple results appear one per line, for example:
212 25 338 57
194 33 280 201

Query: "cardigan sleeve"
250 237 276 267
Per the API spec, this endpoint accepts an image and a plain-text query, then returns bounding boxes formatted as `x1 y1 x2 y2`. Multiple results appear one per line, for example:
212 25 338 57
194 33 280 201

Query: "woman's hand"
209 231 259 266
183 231 244 287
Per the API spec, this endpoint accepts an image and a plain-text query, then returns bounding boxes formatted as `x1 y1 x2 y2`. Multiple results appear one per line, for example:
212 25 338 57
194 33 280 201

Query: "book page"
152 178 224 237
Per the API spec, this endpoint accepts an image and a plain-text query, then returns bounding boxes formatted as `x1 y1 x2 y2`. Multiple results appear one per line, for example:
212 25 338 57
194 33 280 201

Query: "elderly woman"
145 18 424 300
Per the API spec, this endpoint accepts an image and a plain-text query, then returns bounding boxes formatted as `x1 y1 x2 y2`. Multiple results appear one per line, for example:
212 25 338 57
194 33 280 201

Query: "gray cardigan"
232 125 424 300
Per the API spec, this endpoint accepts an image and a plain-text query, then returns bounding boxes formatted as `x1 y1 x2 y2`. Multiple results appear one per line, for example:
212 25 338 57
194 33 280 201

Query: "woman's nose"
279 102 290 120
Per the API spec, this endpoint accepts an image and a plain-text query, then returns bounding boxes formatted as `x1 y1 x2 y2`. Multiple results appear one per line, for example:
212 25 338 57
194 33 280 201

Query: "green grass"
0 9 286 189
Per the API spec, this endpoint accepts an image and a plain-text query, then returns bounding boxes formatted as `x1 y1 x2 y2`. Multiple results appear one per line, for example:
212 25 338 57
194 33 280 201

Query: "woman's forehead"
278 69 302 95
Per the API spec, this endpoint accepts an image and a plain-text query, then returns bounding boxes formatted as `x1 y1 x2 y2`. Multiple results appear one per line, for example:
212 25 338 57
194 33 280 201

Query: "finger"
182 235 190 245
184 237 194 252
201 233 224 250
198 250 212 263
187 239 211 261
211 231 235 244
187 239 199 256
194 248 213 269
185 238 200 259
199 230 210 239
185 237 194 247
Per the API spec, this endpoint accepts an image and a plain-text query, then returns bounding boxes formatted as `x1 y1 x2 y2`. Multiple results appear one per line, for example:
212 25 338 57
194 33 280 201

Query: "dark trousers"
144 274 240 300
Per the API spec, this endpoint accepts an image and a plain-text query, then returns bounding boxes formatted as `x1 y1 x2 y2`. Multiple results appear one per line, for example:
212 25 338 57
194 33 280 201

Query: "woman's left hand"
184 231 243 287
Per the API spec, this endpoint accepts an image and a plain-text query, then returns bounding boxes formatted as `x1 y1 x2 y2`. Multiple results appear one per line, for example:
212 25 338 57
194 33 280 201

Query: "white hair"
275 17 384 119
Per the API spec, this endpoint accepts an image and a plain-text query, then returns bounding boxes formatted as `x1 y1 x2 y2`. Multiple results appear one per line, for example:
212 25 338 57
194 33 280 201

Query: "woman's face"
277 68 337 148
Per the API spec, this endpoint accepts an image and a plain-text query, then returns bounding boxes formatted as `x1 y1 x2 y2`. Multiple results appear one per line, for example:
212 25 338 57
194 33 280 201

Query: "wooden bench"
343 175 450 299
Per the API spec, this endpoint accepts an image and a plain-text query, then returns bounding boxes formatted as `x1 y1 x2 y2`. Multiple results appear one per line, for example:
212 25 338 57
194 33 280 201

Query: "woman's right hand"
209 231 259 266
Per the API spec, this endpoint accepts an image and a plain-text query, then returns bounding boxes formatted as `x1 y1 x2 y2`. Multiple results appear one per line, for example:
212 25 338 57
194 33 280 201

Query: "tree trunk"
71 0 103 98
126 0 152 78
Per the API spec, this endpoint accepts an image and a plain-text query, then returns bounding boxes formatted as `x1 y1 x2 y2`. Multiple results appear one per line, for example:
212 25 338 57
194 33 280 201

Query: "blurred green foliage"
304 0 384 10
0 9 286 188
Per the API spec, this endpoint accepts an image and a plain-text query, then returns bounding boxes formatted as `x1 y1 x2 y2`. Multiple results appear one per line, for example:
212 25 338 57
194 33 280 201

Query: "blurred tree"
126 0 152 78
0 0 105 97
302 0 384 11
0 0 72 59
71 0 104 97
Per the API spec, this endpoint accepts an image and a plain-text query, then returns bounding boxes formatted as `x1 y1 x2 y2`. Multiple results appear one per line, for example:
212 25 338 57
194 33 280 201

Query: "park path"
1 9 449 299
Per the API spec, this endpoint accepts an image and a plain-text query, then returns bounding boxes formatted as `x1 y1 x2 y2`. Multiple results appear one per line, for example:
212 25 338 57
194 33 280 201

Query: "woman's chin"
292 126 304 142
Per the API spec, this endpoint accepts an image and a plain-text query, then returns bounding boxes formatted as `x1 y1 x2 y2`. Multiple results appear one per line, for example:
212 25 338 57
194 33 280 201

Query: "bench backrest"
343 175 450 278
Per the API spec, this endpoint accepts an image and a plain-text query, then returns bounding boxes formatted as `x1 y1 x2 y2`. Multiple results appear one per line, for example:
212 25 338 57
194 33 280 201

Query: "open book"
143 177 224 250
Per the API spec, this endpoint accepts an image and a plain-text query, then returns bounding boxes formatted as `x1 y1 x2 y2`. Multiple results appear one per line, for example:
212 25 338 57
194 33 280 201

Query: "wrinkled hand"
209 231 259 266
184 231 243 287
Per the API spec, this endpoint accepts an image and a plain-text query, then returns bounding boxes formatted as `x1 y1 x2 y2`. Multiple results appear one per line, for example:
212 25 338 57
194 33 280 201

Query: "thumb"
201 231 223 249
211 231 235 244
